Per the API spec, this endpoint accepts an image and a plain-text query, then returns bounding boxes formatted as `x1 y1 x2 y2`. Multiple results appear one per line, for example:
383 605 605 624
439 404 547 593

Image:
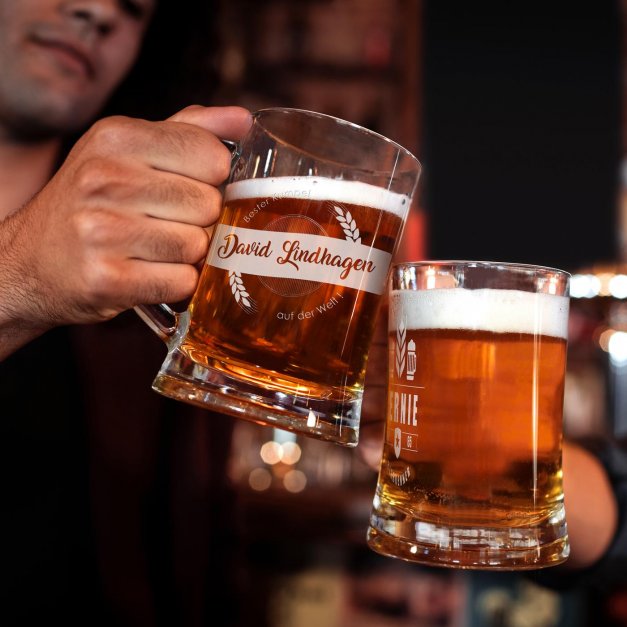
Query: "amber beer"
368 269 571 570
183 176 407 428
140 108 420 447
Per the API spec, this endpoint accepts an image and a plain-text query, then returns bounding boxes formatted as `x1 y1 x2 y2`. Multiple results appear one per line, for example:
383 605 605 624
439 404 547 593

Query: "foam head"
389 288 569 339
225 176 410 219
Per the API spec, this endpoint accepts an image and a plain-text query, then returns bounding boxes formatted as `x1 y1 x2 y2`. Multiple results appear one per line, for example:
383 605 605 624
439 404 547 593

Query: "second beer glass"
367 261 571 569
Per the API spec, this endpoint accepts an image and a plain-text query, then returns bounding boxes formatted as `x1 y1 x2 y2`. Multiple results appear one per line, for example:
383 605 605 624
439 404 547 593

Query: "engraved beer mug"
367 261 571 568
138 108 421 446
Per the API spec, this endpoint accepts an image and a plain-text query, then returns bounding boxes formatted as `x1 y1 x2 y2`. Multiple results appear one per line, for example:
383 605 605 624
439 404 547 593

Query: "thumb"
168 105 252 141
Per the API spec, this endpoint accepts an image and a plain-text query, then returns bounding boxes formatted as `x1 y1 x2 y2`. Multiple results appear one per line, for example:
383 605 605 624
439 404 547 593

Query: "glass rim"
393 259 571 279
253 107 422 172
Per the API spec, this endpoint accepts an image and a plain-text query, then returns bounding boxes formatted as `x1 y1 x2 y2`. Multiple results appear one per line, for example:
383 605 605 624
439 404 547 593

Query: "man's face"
0 0 155 139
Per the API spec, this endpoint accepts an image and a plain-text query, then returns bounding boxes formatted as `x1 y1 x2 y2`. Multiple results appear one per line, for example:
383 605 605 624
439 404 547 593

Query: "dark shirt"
531 442 627 593
585 443 627 585
0 312 238 626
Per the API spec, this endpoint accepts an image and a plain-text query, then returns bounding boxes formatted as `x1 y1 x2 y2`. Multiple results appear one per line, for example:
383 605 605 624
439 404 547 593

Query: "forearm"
0 211 50 360
562 440 619 569
0 319 47 361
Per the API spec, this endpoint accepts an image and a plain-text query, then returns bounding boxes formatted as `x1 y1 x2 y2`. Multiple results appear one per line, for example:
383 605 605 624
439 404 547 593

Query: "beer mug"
137 108 421 446
367 261 571 569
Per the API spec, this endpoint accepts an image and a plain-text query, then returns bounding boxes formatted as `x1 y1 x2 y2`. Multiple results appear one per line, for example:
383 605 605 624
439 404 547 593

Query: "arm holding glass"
0 106 252 361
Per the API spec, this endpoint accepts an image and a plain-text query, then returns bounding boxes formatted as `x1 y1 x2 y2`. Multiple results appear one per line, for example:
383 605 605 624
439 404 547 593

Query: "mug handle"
133 139 241 342
135 303 178 342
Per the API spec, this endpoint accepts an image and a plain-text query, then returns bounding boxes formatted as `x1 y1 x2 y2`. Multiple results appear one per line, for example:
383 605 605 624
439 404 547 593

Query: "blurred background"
85 1 627 625
181 1 626 626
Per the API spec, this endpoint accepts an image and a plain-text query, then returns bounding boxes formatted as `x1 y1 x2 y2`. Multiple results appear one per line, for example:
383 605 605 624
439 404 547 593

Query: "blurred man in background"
0 1 250 624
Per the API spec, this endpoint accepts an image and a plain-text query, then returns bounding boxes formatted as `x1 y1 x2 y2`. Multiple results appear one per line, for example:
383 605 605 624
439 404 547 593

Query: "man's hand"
0 105 252 358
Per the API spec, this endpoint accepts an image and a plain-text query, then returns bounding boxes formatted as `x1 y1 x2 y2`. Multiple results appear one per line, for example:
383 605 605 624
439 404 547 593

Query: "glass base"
152 347 361 447
367 492 570 570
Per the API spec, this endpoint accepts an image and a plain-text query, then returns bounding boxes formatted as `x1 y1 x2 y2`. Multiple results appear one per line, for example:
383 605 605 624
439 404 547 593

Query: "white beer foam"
389 288 569 339
225 176 410 218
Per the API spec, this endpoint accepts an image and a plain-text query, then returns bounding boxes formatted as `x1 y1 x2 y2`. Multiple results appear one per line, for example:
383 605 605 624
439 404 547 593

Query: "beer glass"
367 261 570 569
138 108 421 446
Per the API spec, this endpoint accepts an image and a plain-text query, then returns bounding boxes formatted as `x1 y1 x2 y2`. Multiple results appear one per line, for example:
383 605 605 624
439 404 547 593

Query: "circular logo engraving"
259 215 327 297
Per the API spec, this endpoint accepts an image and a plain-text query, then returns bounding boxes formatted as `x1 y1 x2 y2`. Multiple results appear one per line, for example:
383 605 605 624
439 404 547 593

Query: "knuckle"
160 179 205 209
72 156 123 196
168 105 204 123
153 234 184 261
81 258 120 304
178 104 205 117
87 115 135 149
72 208 120 245
186 185 222 224
183 183 206 207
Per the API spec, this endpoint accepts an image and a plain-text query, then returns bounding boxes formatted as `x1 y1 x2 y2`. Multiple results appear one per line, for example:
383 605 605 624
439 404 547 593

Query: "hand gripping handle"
134 140 241 342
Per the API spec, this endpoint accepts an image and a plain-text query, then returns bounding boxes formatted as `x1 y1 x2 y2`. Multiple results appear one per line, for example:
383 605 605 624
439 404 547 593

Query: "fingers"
17 106 252 327
82 259 202 315
79 116 233 186
65 106 253 261
72 105 252 186
72 157 224 225
74 208 210 265
155 105 252 182
140 174 223 224
168 105 253 140
129 261 201 305
145 106 252 183
68 105 253 191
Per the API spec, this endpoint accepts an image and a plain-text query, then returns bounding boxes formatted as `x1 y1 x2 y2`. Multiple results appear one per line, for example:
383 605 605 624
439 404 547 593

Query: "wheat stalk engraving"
390 465 411 486
229 271 256 312
333 205 361 244
395 319 406 378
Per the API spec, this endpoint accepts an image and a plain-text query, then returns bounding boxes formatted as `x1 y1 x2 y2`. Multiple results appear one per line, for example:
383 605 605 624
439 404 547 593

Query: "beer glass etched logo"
393 427 402 460
216 203 370 312
332 204 361 243
390 317 421 460
205 176 406 317
228 271 256 313
395 319 406 378
394 319 417 380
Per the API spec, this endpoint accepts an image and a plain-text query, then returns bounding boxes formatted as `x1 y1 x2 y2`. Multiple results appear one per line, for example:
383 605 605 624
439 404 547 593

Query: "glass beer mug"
137 108 421 446
367 261 571 569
